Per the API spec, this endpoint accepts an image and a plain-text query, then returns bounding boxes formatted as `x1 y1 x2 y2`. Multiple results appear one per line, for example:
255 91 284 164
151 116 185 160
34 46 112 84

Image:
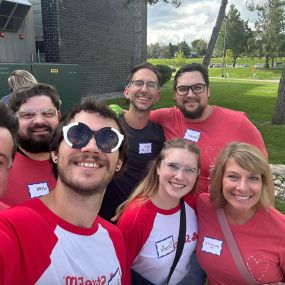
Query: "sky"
147 0 260 45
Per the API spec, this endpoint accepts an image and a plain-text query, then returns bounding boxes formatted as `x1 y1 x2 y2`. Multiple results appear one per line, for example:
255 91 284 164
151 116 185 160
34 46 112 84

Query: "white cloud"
147 0 259 45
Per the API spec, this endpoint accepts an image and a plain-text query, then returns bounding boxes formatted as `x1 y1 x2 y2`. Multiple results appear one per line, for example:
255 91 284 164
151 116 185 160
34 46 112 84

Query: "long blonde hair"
210 142 274 209
113 138 200 221
8 70 37 92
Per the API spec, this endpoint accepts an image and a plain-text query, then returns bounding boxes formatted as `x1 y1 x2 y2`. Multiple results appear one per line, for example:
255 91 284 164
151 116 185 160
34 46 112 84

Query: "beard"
57 155 116 197
179 104 205 119
17 126 53 153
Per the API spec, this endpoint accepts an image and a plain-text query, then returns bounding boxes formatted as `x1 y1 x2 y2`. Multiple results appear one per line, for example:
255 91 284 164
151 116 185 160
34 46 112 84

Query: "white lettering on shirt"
202 237 223 256
28 182 50 198
184 129 201 142
139 143 152 154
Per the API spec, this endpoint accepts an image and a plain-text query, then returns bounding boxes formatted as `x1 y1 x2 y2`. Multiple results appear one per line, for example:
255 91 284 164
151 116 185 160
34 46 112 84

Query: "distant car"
241 64 249 67
255 63 266 68
213 63 222 68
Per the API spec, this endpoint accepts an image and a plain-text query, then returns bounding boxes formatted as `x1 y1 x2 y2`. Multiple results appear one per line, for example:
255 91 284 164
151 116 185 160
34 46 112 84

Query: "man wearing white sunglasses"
0 99 128 284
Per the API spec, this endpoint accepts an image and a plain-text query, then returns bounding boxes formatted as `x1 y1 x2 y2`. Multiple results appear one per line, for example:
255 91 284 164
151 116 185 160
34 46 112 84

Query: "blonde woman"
196 142 285 285
115 138 200 285
1 70 37 104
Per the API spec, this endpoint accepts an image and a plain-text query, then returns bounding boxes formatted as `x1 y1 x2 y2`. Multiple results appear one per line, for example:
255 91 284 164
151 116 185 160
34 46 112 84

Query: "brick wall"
41 0 147 98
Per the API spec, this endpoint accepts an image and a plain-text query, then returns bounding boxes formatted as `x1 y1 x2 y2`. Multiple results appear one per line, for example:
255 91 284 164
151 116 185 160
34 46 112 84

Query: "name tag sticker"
202 237 223 256
139 143 152 154
156 235 175 258
184 129 201 142
28 182 50 198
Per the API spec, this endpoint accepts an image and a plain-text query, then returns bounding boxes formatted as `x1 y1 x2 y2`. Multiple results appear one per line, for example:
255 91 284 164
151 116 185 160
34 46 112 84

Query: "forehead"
177 71 205 85
19 95 56 111
132 68 158 81
164 148 198 164
0 127 13 157
72 111 120 131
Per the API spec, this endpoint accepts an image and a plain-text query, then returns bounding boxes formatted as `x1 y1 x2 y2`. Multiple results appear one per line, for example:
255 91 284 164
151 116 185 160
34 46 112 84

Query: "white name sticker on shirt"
139 143 152 154
156 235 175 258
28 182 50 198
184 129 201 142
202 237 223 256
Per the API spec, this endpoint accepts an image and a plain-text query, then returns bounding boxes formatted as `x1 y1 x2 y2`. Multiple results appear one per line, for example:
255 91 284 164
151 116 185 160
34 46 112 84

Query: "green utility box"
0 63 80 114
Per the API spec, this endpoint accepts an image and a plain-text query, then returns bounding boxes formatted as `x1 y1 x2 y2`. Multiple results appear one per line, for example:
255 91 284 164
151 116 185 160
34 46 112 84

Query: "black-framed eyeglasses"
130 80 159 91
63 122 124 153
176 84 207 96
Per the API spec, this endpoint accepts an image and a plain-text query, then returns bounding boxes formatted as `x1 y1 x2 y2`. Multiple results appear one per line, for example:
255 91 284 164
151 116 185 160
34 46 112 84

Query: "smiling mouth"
233 194 252 200
169 182 185 189
77 162 99 168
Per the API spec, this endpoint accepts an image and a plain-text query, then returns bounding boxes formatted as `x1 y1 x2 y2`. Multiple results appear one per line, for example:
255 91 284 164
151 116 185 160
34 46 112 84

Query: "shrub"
156 64 172 86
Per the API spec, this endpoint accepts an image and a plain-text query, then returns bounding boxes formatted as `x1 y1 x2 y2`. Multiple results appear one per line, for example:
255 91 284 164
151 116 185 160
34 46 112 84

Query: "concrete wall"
41 0 147 98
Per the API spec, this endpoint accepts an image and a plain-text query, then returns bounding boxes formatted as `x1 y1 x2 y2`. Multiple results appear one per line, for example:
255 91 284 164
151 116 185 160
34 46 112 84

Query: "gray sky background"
147 0 261 44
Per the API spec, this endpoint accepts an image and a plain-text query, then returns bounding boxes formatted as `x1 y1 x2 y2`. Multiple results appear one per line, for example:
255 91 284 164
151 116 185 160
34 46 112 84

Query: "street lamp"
221 17 227 78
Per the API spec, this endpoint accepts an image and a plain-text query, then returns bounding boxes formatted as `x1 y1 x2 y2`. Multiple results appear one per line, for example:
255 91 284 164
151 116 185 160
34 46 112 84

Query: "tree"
203 0 228 67
168 42 178 58
250 0 285 67
175 49 186 66
191 39 207 56
177 40 191 58
272 65 285 124
215 5 253 66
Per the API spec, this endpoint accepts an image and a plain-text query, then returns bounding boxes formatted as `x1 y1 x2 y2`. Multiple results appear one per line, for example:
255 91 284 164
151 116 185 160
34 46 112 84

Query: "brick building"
0 0 147 98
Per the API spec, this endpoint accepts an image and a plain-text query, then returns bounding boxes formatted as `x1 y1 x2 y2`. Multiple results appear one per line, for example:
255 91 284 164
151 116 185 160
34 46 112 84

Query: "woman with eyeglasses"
114 138 200 285
196 142 285 285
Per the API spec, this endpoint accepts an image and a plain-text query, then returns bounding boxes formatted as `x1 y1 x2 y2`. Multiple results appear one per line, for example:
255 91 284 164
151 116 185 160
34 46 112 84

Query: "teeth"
234 194 250 200
77 162 98 168
170 182 184 188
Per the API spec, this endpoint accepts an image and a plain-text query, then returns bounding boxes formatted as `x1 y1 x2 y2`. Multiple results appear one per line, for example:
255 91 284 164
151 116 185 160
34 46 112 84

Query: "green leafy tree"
215 5 252 66
175 49 186 67
249 0 285 67
225 49 234 65
191 39 207 56
177 40 191 58
168 43 178 58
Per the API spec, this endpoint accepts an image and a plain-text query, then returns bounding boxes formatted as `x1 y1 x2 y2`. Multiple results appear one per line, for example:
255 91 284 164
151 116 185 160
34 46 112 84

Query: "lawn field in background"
106 64 285 212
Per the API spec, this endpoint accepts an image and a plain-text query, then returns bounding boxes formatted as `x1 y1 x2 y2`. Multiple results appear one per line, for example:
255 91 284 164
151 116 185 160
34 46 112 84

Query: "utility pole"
221 17 227 78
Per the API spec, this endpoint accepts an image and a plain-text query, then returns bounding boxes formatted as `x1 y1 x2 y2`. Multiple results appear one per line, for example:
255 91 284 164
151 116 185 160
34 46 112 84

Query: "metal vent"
0 0 31 32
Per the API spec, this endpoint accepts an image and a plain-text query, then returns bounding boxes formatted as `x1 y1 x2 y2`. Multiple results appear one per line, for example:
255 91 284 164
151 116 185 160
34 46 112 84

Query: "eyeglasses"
63 122 124 153
17 108 58 120
176 84 207 96
130 80 159 91
162 160 198 176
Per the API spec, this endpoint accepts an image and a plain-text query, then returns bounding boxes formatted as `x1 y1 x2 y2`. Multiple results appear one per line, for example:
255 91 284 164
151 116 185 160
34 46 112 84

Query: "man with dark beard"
99 63 165 222
2 83 61 206
0 99 129 285
150 63 267 195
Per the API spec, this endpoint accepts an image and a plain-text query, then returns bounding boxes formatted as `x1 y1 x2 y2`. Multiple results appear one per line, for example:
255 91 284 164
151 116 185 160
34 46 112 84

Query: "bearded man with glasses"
0 99 129 285
150 63 267 195
2 83 61 206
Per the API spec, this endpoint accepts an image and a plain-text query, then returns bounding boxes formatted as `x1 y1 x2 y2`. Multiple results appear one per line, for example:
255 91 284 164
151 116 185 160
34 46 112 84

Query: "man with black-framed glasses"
0 99 129 284
100 62 165 222
150 63 267 195
2 83 61 206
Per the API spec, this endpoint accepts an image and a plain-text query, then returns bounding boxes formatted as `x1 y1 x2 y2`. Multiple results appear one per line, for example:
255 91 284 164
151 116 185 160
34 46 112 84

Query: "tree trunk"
272 65 285 125
202 0 228 68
